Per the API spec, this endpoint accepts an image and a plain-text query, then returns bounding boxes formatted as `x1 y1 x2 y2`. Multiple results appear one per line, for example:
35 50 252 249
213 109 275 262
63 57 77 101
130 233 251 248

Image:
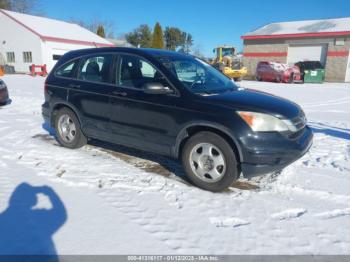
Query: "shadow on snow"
309 122 350 141
0 183 67 260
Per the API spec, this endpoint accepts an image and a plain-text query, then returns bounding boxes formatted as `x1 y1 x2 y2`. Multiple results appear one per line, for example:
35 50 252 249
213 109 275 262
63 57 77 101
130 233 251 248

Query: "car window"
78 55 113 83
55 60 77 78
117 55 168 89
157 56 237 94
173 60 205 82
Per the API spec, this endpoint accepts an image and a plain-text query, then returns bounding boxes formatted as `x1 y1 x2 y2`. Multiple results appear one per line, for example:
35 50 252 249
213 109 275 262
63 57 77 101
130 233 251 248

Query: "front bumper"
0 89 10 105
0 98 11 106
240 126 313 178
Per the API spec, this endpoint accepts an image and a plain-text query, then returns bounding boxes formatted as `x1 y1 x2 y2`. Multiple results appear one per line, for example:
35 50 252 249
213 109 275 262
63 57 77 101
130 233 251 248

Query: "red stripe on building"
241 31 350 40
41 36 115 47
327 50 349 57
243 52 287 57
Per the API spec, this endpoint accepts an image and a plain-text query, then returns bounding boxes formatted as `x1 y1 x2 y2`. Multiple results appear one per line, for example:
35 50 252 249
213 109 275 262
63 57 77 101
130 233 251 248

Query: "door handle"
112 91 127 97
69 84 81 89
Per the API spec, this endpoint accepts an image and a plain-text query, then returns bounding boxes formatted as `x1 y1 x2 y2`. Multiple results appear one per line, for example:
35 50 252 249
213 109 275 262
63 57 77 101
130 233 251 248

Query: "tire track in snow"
97 189 202 253
302 96 350 108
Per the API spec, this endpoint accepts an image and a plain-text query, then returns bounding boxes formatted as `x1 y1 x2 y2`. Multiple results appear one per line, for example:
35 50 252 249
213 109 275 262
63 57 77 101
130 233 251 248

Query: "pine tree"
125 24 152 48
151 22 164 49
164 27 184 51
96 25 106 38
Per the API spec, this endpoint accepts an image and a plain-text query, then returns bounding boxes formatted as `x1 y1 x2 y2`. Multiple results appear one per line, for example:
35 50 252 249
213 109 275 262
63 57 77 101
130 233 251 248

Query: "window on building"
6 52 15 63
53 55 62 61
23 52 32 63
78 55 113 83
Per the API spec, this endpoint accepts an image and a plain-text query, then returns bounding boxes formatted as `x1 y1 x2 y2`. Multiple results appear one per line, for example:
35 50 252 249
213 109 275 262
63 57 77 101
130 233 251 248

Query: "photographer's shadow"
0 183 67 256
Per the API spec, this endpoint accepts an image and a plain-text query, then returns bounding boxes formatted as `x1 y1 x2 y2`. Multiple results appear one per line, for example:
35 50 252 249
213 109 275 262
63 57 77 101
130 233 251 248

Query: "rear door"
68 54 115 139
108 54 180 155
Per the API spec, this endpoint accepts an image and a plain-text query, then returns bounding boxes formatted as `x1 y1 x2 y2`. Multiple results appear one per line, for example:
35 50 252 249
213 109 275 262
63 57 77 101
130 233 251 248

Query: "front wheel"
182 132 239 192
276 75 282 83
54 107 87 149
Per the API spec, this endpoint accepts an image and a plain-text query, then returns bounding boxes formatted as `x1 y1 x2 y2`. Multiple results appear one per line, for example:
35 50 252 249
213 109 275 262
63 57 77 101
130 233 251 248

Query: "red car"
256 61 301 83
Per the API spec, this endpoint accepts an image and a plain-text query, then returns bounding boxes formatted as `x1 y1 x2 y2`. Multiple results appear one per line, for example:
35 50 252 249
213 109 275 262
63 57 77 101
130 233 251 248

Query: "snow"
0 75 350 255
245 17 350 36
0 9 112 45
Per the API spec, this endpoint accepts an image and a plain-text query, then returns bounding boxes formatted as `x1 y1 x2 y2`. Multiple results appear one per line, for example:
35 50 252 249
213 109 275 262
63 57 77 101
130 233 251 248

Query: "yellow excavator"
211 45 247 81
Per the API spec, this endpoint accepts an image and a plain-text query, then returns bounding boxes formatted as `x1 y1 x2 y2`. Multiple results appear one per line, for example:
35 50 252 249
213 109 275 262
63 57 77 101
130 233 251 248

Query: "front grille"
291 110 306 137
291 110 307 131
288 127 305 139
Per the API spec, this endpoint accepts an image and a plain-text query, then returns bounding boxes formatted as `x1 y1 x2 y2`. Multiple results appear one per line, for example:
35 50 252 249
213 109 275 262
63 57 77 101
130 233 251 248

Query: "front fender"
172 121 244 162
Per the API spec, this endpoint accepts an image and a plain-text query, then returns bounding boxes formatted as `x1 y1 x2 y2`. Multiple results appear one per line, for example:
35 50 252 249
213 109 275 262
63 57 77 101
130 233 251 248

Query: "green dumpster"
295 61 325 84
303 68 325 83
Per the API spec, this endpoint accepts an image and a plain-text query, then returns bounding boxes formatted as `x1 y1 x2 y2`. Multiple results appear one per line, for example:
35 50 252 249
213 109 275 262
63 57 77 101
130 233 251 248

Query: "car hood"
204 88 302 119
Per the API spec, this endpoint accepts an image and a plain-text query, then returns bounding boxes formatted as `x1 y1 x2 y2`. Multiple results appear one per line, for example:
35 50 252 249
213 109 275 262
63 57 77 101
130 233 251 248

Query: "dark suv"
42 48 313 192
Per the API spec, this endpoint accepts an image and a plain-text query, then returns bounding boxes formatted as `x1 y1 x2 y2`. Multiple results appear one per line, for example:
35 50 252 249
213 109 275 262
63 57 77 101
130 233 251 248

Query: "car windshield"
222 48 234 57
156 55 238 94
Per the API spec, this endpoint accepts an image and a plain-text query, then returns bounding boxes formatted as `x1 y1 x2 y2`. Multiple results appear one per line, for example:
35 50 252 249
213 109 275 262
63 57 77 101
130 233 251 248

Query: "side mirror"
143 82 174 95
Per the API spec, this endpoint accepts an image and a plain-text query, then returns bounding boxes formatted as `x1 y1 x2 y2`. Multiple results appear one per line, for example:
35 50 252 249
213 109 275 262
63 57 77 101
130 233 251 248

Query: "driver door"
108 54 180 155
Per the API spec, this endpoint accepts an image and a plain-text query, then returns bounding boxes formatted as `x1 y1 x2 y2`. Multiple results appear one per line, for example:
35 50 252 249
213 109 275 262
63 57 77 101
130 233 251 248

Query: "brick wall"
324 37 350 82
242 39 288 79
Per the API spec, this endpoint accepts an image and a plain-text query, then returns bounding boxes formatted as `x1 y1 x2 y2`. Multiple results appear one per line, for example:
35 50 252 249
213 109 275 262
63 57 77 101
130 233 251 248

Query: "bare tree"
0 0 41 14
70 18 115 38
192 44 206 59
0 0 11 10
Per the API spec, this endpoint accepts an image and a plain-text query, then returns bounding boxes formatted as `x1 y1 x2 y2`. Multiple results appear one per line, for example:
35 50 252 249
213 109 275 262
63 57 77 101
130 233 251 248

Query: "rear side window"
55 60 77 78
78 55 113 83
117 55 168 89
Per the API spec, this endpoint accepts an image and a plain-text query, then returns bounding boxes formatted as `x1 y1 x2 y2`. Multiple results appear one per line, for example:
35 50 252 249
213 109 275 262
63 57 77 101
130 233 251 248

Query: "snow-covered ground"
0 75 349 255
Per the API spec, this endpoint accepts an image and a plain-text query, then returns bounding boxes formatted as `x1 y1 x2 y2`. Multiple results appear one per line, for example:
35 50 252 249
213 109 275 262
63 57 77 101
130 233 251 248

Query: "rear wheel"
256 75 262 81
182 131 239 192
288 73 294 84
54 107 87 149
234 77 242 82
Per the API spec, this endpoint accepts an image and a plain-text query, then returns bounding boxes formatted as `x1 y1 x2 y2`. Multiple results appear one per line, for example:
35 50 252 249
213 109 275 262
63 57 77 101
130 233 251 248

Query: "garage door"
287 44 328 66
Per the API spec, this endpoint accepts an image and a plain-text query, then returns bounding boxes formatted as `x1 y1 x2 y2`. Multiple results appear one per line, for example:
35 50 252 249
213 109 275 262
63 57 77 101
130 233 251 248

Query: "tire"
288 73 294 84
256 76 262 81
54 107 87 149
276 75 282 83
234 77 242 82
181 131 239 192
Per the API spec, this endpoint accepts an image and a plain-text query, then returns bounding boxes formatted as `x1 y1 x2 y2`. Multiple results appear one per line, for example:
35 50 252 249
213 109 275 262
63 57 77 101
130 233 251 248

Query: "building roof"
106 38 134 48
242 17 350 40
0 9 114 47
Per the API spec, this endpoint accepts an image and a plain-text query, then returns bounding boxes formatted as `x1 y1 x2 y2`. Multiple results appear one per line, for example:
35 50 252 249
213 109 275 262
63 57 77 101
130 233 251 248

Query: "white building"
0 9 114 73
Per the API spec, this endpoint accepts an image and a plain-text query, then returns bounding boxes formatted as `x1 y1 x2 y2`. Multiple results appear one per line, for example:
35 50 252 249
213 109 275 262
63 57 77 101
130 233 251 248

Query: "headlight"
237 111 291 132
